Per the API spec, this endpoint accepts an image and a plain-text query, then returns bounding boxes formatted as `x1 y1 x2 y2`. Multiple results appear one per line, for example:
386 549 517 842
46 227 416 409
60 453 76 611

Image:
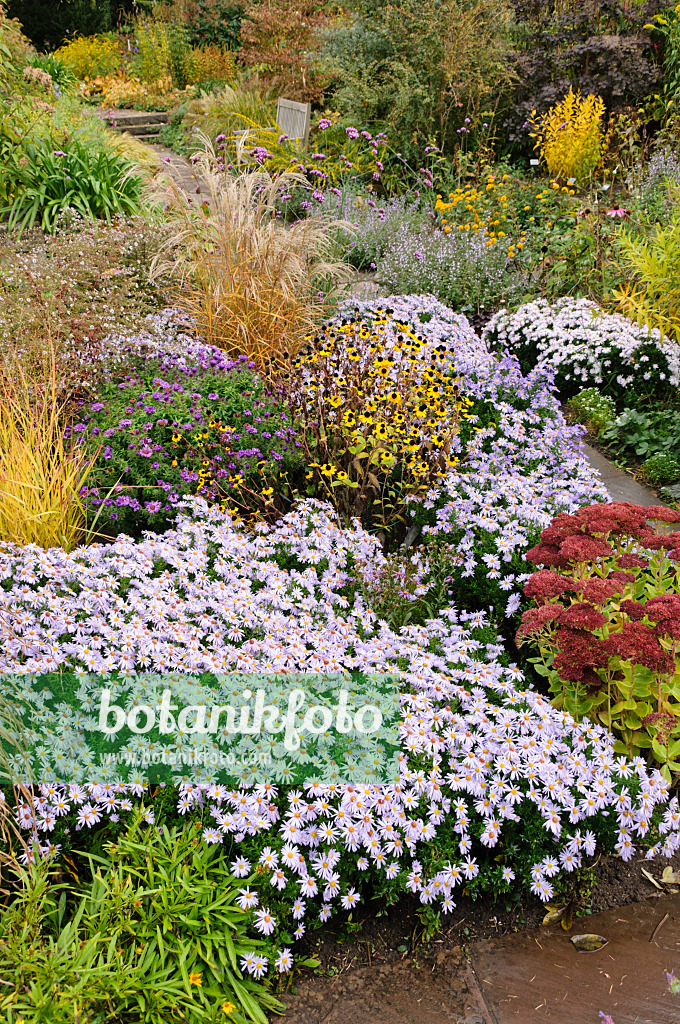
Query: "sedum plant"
517 501 680 780
529 87 605 183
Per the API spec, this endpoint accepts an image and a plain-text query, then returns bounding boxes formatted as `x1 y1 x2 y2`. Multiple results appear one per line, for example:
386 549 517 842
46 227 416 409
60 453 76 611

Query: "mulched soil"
285 846 680 979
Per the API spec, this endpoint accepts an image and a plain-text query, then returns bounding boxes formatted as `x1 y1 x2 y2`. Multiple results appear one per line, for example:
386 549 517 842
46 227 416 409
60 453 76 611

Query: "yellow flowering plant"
54 34 122 80
434 172 527 258
284 308 476 537
529 88 606 184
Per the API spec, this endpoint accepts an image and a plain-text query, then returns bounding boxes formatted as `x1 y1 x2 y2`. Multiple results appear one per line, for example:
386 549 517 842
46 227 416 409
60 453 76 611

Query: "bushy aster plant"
484 298 680 406
74 311 302 535
408 338 608 625
517 502 680 780
2 500 679 977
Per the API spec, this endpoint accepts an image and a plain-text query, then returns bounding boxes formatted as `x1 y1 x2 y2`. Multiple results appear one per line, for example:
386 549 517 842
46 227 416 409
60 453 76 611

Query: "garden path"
583 443 663 508
280 892 680 1023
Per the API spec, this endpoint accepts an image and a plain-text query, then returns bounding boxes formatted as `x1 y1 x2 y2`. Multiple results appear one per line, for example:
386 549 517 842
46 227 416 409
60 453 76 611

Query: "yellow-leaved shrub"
529 88 605 183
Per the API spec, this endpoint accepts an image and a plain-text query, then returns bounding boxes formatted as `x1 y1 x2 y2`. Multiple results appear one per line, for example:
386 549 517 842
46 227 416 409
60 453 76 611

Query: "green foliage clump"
0 817 284 1024
318 0 514 161
568 387 616 438
602 407 680 462
615 212 680 344
27 52 77 89
642 451 680 487
0 137 143 235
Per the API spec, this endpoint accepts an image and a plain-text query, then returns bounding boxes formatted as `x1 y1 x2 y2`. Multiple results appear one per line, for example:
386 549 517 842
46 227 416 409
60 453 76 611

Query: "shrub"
54 33 121 80
75 327 302 535
146 141 351 371
0 354 97 551
643 452 680 487
181 0 245 50
602 407 680 462
528 87 605 183
568 388 616 438
484 297 680 406
318 0 514 161
185 44 235 87
0 137 144 235
131 17 173 83
504 0 660 155
238 0 330 103
517 501 680 780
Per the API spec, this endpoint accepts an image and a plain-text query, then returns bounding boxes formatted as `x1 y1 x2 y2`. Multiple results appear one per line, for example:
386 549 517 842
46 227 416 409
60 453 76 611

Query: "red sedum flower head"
523 570 576 603
558 602 607 630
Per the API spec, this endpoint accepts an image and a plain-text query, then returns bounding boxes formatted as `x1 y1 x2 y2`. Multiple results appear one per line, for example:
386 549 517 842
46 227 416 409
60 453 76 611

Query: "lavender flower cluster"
373 221 521 314
72 310 300 532
418 360 609 617
484 298 680 403
5 501 679 948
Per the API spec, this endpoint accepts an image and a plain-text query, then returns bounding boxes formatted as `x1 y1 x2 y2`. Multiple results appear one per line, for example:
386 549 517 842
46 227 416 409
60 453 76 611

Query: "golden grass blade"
0 349 99 551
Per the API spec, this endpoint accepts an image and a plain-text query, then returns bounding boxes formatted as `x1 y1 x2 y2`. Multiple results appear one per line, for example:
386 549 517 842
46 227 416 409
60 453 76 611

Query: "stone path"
280 893 680 1023
583 443 663 508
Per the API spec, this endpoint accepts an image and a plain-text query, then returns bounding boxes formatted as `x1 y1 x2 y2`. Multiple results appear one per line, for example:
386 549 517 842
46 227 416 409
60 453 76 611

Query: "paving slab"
470 893 680 1024
582 443 663 508
278 895 680 1023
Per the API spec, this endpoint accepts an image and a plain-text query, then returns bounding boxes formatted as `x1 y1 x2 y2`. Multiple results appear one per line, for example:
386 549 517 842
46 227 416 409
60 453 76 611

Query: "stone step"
105 110 169 127
115 123 165 138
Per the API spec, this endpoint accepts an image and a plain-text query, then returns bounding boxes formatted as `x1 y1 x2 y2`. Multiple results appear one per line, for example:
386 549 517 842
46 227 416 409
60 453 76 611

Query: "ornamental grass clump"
0 356 97 551
147 137 352 371
529 88 606 184
517 501 680 780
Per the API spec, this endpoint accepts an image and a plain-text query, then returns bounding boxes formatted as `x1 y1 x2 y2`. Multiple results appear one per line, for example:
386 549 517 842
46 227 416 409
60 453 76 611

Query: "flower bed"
3 501 679 950
74 311 302 535
2 296 679 993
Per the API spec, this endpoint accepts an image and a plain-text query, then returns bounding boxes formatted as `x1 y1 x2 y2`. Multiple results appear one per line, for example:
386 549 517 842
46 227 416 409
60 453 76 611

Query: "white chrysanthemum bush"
1 296 679 990
483 297 680 406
